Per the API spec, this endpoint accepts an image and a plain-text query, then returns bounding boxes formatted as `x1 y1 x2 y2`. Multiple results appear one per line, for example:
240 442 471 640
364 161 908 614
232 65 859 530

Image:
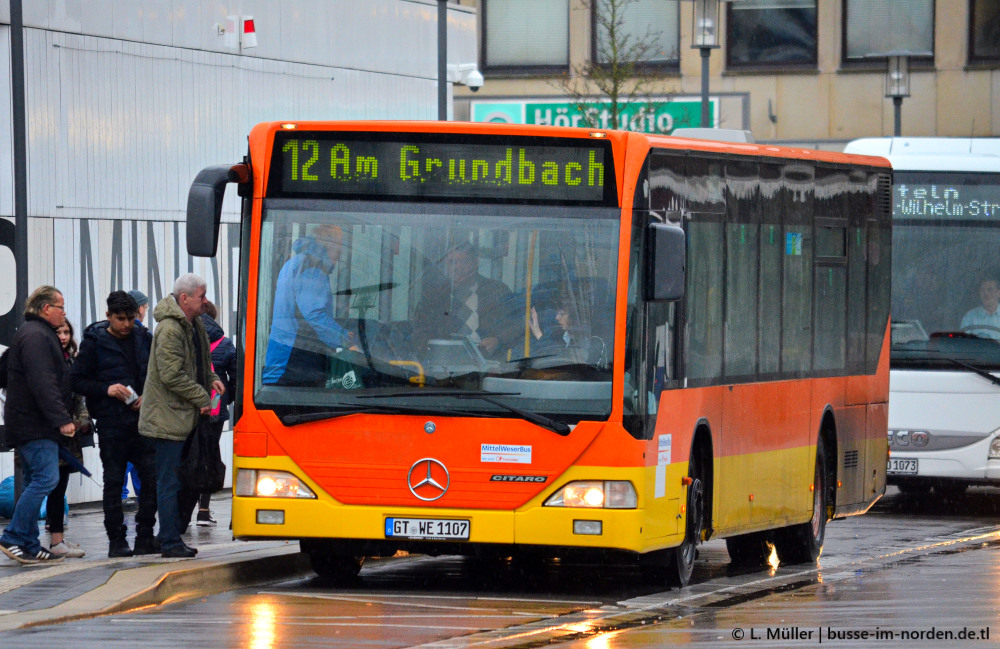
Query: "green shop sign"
471 98 715 134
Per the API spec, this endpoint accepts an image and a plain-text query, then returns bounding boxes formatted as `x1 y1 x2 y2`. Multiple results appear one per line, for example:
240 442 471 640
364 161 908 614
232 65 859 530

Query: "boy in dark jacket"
0 286 74 564
72 291 157 557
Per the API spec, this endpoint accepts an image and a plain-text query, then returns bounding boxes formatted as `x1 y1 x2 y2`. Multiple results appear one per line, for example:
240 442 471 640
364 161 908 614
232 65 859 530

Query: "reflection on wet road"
10 487 1000 648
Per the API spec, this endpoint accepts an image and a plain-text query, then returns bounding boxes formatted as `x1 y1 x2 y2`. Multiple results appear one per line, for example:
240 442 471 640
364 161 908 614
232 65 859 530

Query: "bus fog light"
573 520 603 535
544 481 637 509
235 469 317 498
990 438 1000 459
256 510 285 525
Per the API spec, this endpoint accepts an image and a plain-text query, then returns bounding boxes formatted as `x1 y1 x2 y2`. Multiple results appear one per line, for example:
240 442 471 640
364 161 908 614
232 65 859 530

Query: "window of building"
593 0 680 66
726 0 817 70
970 0 1000 63
483 0 569 71
843 0 934 66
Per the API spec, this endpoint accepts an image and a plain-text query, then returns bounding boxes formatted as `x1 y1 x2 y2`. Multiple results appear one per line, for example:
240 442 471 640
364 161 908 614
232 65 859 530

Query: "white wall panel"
24 28 440 224
0 26 12 218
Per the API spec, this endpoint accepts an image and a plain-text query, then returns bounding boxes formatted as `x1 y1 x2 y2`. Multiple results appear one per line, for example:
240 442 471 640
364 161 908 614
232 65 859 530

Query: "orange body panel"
229 121 890 551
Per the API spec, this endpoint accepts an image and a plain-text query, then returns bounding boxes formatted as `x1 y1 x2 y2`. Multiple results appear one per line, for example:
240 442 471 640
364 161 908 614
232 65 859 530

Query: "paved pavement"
0 493 311 631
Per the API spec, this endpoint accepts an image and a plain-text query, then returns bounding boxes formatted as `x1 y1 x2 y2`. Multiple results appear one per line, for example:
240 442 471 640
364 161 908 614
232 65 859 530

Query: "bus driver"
960 276 1000 340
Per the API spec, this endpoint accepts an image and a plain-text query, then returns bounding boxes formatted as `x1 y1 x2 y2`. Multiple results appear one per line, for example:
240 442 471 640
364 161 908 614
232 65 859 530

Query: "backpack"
177 419 226 492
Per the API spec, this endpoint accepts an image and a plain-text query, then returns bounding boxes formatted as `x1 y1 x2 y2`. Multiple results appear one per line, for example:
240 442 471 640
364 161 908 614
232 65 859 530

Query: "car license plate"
385 517 470 540
887 458 918 475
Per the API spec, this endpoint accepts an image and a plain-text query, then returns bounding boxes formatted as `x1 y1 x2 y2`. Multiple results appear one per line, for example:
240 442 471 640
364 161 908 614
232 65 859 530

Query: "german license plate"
385 517 470 540
887 458 918 475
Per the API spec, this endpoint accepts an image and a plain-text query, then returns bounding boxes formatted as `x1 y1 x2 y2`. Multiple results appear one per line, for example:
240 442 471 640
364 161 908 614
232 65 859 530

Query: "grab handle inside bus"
186 163 249 257
646 222 686 301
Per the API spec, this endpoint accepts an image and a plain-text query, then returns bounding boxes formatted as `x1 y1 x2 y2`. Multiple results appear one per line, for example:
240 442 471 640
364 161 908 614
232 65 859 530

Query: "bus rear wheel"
301 540 365 584
773 442 828 564
725 532 770 567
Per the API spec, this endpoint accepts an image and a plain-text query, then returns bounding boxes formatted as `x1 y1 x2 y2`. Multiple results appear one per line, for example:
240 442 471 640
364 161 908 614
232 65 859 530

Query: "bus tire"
934 482 967 498
896 480 931 496
773 441 828 564
301 540 365 584
668 454 706 587
725 532 770 567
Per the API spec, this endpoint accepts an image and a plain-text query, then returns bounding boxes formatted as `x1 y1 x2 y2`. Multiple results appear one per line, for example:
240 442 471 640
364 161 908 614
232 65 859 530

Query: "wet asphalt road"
7 487 1000 648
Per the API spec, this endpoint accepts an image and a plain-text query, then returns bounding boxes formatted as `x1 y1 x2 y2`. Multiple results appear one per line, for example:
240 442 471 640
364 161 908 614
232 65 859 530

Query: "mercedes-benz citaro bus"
845 137 1000 497
187 121 891 586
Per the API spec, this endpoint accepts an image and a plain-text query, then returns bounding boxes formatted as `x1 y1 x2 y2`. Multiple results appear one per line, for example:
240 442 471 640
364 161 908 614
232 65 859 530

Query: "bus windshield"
253 200 619 423
891 171 1000 369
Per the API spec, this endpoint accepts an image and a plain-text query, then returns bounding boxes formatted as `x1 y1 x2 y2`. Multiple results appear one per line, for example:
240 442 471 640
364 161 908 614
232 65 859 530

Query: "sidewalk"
0 493 311 631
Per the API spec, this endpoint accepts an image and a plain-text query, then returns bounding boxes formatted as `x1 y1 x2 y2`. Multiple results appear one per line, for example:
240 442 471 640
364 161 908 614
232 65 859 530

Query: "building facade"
455 0 1000 149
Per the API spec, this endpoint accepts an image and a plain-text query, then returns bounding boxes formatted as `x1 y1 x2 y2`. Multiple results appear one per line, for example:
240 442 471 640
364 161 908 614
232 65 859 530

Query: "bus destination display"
894 175 1000 220
273 134 611 203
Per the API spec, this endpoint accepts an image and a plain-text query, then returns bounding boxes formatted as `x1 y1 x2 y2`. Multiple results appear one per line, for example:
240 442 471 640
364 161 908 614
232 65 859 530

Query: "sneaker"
0 541 38 565
32 547 65 563
196 509 218 527
50 541 85 558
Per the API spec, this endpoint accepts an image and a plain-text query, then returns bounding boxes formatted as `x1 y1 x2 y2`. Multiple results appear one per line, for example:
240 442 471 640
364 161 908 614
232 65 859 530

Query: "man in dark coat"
0 286 75 564
413 242 516 360
72 291 157 558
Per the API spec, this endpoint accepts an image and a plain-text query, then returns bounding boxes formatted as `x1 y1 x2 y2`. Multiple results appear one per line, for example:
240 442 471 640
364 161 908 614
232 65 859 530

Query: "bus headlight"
544 481 637 509
990 438 1000 459
235 469 317 498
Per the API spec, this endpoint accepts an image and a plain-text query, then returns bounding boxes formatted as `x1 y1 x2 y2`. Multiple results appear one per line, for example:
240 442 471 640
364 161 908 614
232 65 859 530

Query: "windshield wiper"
359 390 571 436
280 403 478 425
946 357 1000 388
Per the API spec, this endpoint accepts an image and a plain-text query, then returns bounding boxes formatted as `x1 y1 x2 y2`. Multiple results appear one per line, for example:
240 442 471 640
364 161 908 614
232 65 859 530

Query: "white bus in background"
844 138 1000 496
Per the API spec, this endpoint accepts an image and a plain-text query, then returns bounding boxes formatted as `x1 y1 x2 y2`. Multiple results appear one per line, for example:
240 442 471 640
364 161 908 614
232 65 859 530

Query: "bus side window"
781 163 814 375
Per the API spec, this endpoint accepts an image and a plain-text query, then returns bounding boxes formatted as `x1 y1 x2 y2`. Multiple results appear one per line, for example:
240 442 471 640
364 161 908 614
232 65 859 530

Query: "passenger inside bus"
528 296 589 364
960 276 1000 340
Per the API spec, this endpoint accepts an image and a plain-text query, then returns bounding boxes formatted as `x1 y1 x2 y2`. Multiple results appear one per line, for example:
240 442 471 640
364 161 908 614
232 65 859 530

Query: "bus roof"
844 137 1000 172
249 121 891 170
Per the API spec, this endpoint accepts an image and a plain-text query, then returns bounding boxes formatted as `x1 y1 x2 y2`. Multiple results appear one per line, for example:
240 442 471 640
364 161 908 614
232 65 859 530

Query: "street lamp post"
884 53 910 137
438 0 448 121
688 0 721 128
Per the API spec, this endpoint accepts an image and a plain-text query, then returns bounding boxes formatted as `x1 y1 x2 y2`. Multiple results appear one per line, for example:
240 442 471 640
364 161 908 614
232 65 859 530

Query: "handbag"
177 418 226 492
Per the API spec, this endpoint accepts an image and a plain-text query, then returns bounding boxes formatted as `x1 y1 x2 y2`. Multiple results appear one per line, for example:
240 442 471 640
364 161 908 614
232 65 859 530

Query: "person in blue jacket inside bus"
262 224 354 386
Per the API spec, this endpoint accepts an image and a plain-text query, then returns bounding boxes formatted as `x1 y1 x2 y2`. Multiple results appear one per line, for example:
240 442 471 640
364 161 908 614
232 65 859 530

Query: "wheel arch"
818 406 838 514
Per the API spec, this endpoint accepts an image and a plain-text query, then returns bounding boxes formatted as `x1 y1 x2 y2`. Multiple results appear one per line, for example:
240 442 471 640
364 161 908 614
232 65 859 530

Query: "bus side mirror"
645 223 685 301
186 163 249 257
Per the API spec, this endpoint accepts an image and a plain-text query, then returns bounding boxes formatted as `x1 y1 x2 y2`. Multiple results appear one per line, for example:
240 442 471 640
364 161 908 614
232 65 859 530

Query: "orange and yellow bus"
187 121 891 586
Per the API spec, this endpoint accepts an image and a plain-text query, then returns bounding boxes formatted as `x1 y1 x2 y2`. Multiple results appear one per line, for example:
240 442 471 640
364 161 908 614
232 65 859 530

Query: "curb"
6 544 312 631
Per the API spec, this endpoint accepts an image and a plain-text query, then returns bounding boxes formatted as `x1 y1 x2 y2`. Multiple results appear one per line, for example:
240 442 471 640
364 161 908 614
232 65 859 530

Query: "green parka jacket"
139 295 220 441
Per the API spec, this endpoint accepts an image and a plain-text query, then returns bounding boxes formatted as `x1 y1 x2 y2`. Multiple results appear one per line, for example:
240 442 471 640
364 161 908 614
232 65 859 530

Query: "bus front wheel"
301 540 365 584
640 455 704 588
670 457 706 587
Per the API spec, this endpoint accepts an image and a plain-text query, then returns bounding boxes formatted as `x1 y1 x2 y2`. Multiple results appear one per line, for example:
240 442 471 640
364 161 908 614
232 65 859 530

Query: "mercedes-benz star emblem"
407 458 450 501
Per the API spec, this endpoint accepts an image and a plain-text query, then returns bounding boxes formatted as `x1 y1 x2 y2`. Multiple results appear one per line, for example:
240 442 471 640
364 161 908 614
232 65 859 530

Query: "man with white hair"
139 274 224 558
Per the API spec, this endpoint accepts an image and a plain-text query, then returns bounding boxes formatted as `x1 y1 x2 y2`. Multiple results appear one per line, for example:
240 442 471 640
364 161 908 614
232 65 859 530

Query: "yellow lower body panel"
713 445 816 537
233 455 692 555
